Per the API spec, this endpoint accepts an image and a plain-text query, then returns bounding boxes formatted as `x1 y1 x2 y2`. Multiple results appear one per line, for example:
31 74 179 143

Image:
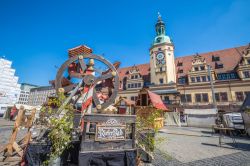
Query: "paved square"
153 126 250 165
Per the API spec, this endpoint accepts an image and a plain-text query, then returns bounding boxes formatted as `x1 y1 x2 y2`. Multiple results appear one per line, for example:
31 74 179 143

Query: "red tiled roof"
117 45 248 80
175 45 247 78
147 90 169 111
117 63 150 81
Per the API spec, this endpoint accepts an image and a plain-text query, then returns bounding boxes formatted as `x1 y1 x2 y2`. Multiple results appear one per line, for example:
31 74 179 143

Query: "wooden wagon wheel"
55 54 119 111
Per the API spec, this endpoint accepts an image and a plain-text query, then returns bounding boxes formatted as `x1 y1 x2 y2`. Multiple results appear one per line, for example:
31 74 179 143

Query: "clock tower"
149 13 176 85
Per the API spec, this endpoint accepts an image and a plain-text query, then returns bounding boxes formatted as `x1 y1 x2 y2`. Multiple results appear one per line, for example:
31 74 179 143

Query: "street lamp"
207 65 217 111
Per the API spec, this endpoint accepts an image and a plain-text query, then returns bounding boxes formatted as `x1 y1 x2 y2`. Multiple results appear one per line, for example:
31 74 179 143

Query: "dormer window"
215 63 223 69
131 75 134 79
212 55 220 62
200 66 205 70
135 75 138 79
194 67 199 71
177 62 183 66
158 48 162 51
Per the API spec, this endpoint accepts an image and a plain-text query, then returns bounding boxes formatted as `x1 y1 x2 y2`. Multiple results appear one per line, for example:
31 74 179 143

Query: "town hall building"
117 14 250 112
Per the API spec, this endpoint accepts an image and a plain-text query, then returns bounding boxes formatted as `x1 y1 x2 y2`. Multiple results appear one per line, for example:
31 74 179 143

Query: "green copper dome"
152 13 171 45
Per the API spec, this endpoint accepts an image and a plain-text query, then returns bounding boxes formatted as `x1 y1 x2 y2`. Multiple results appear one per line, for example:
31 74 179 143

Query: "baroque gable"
192 53 206 66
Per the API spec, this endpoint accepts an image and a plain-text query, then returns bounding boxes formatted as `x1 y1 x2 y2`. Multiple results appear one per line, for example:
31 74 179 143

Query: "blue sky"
0 0 249 86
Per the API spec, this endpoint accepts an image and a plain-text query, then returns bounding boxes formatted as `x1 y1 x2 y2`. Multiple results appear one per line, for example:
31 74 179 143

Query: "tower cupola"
153 12 171 45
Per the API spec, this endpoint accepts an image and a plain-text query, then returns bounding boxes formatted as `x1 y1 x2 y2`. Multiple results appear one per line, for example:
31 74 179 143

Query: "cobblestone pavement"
152 126 250 166
0 118 27 147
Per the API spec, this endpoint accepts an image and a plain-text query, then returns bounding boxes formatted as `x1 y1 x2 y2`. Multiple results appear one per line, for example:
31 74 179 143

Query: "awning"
147 90 168 111
151 89 178 94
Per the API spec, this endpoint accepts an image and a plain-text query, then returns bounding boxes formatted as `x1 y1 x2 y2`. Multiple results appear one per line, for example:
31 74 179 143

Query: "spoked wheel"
55 54 119 111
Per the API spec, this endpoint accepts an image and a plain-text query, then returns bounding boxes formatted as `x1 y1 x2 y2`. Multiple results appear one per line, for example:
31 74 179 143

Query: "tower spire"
155 12 165 36
158 12 162 21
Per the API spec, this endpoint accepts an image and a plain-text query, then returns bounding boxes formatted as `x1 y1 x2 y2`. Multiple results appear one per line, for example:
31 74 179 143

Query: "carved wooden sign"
95 119 126 141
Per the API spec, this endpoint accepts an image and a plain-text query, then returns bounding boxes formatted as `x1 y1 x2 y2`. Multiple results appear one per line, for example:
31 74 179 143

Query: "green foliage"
136 109 164 153
40 92 74 165
245 106 250 114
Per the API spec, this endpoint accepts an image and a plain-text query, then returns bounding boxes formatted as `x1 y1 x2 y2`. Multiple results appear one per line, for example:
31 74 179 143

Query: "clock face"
156 52 164 60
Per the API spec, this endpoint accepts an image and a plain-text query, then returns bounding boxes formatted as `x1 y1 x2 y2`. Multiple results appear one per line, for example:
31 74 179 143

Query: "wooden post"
23 108 36 145
5 106 25 157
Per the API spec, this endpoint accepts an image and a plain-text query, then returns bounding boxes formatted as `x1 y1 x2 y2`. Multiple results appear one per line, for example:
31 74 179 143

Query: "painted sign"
95 119 126 141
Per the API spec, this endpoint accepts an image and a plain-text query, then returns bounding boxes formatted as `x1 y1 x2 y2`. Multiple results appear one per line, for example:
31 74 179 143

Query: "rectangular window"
131 96 135 101
178 77 186 84
178 69 183 73
194 67 199 71
201 76 207 82
220 92 228 102
135 75 138 79
135 83 138 88
235 92 244 101
200 66 205 70
195 94 201 102
138 83 141 87
196 77 201 82
159 78 164 84
181 94 191 103
131 75 134 79
186 94 192 102
180 94 186 103
131 84 134 88
191 77 195 83
128 84 130 88
248 59 250 64
202 93 208 102
243 71 250 78
164 96 169 101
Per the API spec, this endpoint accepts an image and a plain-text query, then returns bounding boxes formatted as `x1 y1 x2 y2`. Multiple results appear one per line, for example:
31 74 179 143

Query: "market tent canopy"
147 90 168 111
136 88 169 111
